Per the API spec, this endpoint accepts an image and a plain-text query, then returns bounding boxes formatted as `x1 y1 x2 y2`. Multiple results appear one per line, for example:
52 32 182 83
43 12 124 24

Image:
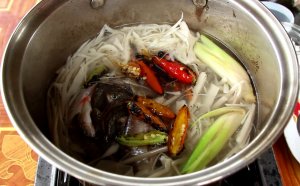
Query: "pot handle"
90 0 105 9
193 0 208 8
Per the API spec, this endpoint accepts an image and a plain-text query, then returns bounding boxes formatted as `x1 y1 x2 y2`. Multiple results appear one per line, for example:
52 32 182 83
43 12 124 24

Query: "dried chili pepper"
120 61 141 78
152 56 196 84
137 60 163 94
127 101 167 131
168 105 190 157
136 96 176 119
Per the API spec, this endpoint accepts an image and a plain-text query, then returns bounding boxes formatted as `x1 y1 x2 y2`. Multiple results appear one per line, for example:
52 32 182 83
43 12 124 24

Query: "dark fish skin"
91 83 133 110
69 82 133 162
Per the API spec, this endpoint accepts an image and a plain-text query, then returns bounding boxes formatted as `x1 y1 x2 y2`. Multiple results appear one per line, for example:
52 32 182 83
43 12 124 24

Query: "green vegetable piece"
194 35 256 104
84 65 107 86
191 106 245 127
181 109 245 174
117 130 168 147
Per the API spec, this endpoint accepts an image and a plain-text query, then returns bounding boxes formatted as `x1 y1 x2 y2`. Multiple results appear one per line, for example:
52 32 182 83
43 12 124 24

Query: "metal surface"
281 22 300 137
34 158 57 186
1 0 298 185
35 149 281 186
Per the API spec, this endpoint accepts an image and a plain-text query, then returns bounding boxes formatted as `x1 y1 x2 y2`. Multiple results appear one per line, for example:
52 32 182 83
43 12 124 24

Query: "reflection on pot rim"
0 0 298 185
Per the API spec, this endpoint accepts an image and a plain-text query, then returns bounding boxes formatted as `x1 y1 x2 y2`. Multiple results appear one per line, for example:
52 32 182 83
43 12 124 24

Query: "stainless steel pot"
1 0 298 185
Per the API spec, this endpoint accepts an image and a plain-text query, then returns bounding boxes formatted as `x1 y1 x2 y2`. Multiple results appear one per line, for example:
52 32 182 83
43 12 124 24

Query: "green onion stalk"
194 35 256 104
181 107 246 174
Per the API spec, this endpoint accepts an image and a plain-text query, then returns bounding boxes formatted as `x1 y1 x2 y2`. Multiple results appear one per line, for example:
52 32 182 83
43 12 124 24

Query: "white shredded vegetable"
47 16 257 177
236 104 256 145
189 72 207 106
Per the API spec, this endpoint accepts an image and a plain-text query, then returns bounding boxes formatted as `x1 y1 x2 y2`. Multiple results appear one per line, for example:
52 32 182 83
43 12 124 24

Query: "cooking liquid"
48 25 257 177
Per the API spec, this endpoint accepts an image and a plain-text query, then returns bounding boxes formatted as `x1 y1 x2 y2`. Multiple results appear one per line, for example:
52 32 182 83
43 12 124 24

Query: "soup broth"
47 18 256 177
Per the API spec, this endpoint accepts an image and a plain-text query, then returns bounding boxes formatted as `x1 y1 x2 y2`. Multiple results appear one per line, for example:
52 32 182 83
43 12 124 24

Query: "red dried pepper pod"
127 101 168 131
137 60 164 94
136 96 176 119
168 105 190 157
152 56 196 84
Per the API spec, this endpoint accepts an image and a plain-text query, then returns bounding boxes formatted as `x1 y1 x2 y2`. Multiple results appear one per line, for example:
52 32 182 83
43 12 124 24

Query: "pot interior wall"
21 0 278 149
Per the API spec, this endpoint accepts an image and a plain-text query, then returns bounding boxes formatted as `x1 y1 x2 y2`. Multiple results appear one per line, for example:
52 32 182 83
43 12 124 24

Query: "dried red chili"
152 56 196 84
127 101 167 131
137 60 164 94
136 96 176 119
168 105 190 157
